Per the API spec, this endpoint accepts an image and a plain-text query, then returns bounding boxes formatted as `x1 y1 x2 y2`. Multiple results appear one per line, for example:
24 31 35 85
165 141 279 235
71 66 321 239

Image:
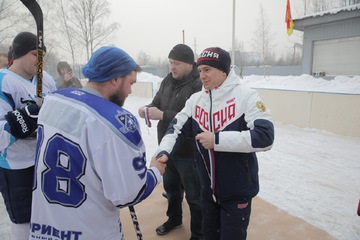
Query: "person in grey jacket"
139 44 203 240
56 61 82 89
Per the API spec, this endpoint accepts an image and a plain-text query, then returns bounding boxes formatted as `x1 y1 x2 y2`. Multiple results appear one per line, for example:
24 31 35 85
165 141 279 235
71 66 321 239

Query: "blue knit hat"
82 46 137 82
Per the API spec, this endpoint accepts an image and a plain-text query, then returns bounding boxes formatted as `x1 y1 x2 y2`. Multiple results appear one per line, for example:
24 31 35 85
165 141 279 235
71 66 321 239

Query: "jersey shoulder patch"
55 88 142 147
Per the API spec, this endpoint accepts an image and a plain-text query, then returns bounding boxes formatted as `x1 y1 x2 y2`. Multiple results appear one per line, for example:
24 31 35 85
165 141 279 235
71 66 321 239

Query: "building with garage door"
293 4 360 77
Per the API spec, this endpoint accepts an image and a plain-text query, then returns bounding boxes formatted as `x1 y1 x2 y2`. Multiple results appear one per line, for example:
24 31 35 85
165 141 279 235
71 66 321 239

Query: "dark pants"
201 192 252 240
0 166 34 224
163 155 203 238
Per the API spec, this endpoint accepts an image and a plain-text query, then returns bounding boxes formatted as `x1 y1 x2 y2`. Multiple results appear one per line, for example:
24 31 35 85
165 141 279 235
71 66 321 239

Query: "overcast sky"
107 0 305 61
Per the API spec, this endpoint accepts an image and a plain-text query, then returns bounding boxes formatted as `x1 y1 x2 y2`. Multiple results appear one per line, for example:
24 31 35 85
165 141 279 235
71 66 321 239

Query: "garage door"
312 36 360 76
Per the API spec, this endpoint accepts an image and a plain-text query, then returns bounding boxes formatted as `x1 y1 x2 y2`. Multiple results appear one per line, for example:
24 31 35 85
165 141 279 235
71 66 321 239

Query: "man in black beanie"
138 44 203 240
0 32 56 240
11 31 47 60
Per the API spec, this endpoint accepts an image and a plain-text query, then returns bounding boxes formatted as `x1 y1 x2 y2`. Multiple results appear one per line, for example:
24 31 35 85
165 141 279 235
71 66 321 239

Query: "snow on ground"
240 74 360 94
128 94 360 240
256 123 360 239
125 72 360 239
138 71 360 94
1 73 359 240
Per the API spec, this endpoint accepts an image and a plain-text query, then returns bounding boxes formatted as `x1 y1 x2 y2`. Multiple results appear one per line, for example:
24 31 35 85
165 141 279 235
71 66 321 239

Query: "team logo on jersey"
256 101 267 112
116 111 137 133
71 90 85 96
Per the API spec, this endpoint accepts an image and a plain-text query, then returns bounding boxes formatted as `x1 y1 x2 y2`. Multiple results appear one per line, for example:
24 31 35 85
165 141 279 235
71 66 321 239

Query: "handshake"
5 104 40 139
150 154 168 175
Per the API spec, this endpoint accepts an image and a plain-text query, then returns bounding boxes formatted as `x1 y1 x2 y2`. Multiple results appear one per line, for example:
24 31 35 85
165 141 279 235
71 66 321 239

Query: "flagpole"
231 0 235 66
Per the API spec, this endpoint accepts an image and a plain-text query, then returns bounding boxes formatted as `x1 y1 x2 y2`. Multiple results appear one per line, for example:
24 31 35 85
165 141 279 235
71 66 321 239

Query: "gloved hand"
4 104 40 139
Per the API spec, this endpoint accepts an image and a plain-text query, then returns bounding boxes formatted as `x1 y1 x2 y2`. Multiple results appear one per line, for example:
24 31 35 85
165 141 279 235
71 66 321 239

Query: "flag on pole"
285 0 294 36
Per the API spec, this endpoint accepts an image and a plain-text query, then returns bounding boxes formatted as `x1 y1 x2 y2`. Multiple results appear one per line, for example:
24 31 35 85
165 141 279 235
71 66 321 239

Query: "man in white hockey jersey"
0 32 56 240
30 46 166 240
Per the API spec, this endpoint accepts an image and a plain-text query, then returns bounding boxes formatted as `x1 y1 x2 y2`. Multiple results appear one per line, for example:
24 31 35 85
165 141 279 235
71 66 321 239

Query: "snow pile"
240 75 360 94
80 63 360 95
137 72 163 94
296 3 360 19
137 71 162 83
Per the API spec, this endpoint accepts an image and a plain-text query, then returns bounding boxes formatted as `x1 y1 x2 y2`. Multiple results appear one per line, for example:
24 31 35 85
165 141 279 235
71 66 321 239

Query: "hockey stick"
129 205 143 240
20 0 44 107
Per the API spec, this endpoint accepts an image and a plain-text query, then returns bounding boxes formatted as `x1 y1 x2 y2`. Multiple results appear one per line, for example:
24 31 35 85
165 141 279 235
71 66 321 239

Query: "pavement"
120 184 335 240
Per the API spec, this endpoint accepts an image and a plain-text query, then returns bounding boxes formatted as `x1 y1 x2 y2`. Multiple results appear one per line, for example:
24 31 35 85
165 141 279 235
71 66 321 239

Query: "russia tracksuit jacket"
157 69 275 202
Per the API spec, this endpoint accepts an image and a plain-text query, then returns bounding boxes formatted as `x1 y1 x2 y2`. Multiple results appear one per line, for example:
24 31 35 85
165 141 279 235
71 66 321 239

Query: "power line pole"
182 30 185 44
231 0 236 66
193 38 198 59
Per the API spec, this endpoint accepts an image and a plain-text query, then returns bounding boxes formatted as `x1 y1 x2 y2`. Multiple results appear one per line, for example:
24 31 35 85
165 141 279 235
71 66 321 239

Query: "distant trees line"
136 0 356 75
0 0 357 78
0 0 117 77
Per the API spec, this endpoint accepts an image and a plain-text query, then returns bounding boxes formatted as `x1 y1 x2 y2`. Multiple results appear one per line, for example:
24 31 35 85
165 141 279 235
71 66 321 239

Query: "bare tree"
311 0 331 12
137 50 152 65
340 0 360 6
70 0 119 61
51 0 79 68
250 4 275 77
302 0 357 15
154 57 169 77
0 0 26 44
230 38 246 77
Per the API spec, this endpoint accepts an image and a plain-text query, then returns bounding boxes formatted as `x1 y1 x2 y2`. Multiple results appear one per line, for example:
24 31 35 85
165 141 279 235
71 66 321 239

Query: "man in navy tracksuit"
154 47 274 240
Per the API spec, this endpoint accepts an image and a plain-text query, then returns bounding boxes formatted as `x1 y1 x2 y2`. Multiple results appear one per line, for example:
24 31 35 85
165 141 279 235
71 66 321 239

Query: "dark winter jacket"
148 65 202 157
56 61 82 89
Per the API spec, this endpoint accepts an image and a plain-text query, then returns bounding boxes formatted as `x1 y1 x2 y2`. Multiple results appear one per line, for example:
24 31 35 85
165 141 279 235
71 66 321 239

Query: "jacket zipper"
208 90 217 202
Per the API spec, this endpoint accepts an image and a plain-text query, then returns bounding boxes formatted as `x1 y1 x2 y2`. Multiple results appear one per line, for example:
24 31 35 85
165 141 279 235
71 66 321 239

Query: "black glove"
4 104 40 139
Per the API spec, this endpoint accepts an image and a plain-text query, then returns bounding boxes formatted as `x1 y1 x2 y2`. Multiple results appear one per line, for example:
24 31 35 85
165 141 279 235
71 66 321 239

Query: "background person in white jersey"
30 46 166 240
0 32 56 240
